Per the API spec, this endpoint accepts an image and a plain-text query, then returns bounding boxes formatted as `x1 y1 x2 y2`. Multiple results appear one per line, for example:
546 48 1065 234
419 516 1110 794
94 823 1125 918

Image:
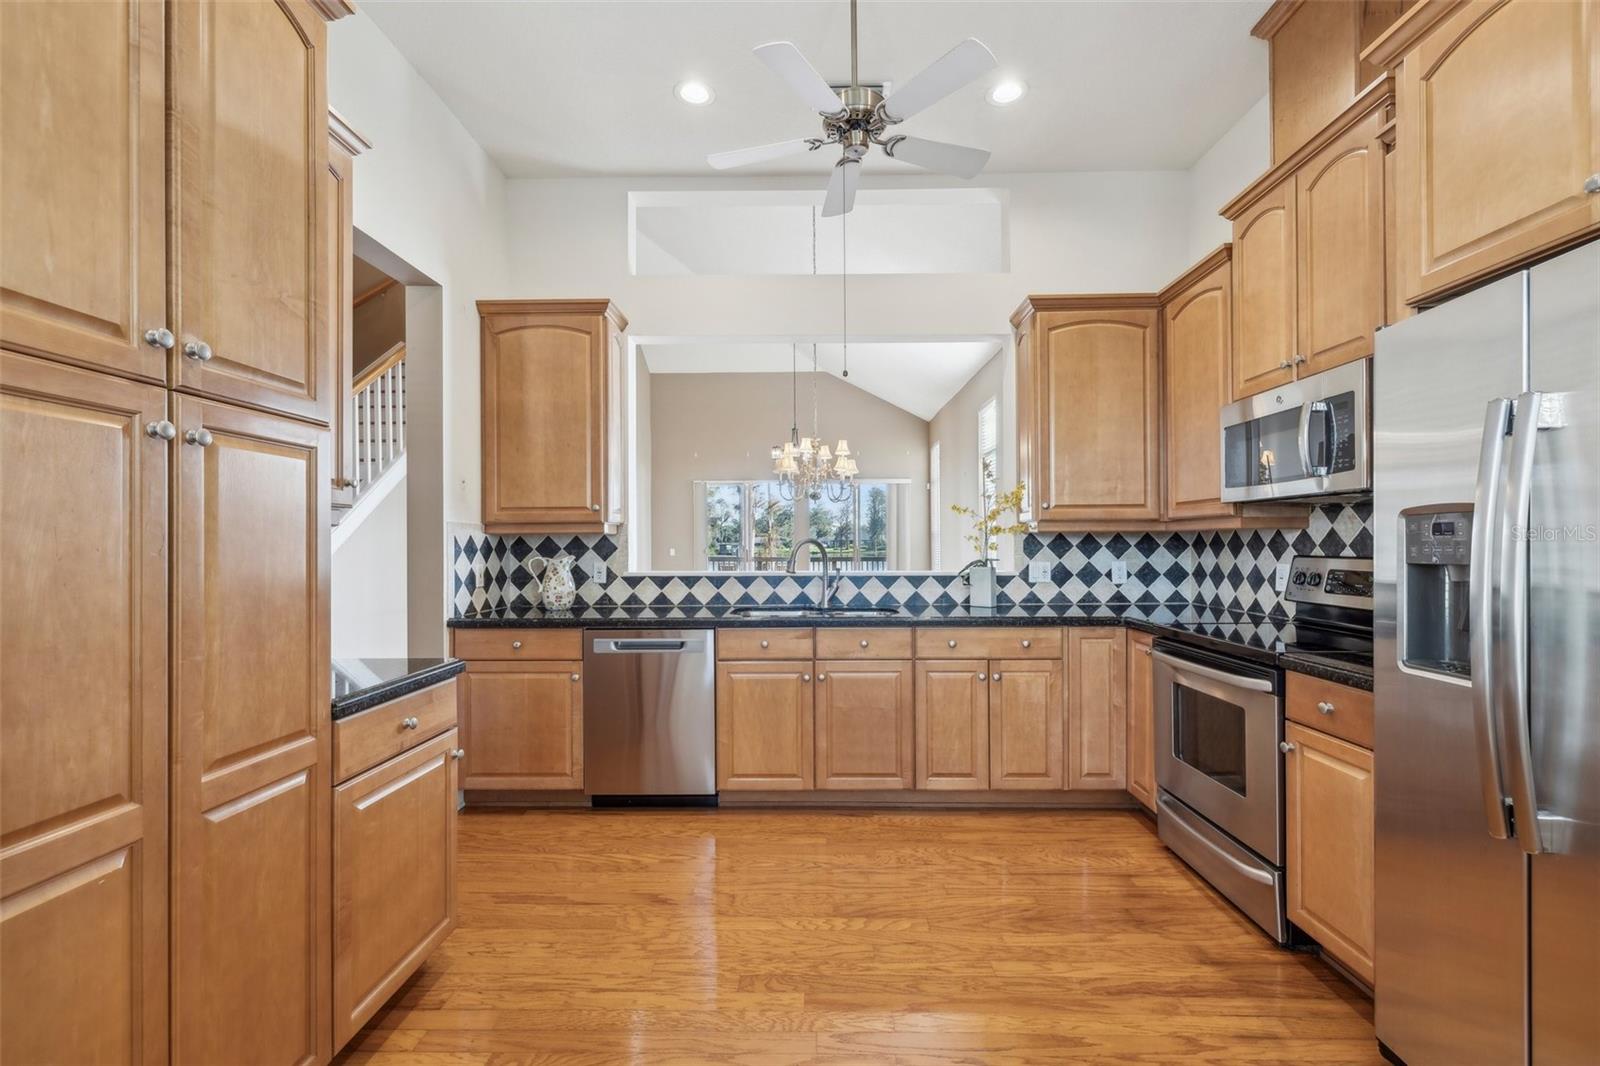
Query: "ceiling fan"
707 0 997 217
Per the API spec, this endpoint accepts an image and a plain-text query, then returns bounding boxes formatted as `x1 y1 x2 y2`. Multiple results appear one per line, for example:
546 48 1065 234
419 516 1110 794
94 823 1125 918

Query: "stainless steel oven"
1153 641 1286 942
1220 359 1370 502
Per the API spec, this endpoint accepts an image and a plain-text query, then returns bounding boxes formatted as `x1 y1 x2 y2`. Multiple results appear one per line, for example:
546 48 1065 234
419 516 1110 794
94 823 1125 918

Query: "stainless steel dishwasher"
583 630 716 801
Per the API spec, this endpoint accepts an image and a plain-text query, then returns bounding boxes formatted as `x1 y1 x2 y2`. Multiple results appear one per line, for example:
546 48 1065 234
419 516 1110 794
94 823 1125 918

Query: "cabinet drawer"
915 627 1062 660
814 627 913 660
718 628 814 660
1286 672 1373 750
451 628 581 661
333 678 460 784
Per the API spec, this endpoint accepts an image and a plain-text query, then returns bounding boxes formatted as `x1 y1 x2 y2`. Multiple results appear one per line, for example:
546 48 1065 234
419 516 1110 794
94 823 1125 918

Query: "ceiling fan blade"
883 135 990 179
821 159 860 217
754 41 846 116
880 38 996 122
707 139 818 170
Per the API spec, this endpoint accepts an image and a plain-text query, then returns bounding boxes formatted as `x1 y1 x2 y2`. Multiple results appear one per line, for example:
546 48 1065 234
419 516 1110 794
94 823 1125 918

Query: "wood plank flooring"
335 809 1380 1065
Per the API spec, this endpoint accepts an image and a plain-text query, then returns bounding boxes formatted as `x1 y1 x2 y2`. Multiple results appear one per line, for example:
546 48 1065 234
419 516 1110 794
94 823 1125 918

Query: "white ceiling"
361 1 1271 178
642 340 1002 421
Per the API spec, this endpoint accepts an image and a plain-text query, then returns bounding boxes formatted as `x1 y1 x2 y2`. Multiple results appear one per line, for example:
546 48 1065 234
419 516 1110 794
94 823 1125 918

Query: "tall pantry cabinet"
0 1 345 1062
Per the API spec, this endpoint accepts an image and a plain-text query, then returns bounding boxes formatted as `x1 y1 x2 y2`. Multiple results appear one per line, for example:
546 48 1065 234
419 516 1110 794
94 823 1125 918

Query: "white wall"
1185 95 1271 263
928 349 1008 570
331 480 409 657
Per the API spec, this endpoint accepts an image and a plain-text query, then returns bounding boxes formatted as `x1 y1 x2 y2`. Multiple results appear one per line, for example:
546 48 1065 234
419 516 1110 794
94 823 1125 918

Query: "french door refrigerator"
1373 238 1599 1066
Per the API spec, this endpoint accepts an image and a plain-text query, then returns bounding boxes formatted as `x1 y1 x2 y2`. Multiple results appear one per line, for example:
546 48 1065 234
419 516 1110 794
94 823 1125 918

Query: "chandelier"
771 343 857 502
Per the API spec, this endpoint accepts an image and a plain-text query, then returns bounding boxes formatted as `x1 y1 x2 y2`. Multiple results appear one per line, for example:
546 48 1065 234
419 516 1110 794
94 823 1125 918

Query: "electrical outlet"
1275 561 1291 593
1029 559 1052 584
593 561 607 585
1111 560 1129 584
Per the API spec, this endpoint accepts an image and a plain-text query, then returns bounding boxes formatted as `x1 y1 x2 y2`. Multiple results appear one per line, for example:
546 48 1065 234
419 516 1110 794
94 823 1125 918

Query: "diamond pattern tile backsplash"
450 501 1372 620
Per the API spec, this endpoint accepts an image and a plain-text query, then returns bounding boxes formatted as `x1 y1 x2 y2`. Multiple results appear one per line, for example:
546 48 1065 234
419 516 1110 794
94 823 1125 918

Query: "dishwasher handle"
592 637 704 654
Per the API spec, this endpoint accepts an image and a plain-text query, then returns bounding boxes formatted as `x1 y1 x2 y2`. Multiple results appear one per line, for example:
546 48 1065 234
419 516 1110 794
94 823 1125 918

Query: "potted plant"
950 475 1028 608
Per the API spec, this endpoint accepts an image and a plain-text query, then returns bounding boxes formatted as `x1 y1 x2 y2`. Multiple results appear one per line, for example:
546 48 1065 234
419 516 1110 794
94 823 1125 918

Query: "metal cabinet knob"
145 420 177 440
817 673 827 681
1585 173 1600 194
144 327 175 350
184 428 213 447
947 639 957 648
570 673 580 682
1278 360 1293 370
1021 639 1031 649
402 716 419 729
992 672 1003 681
451 748 465 760
1139 645 1153 656
1293 353 1307 365
977 672 987 681
183 340 213 362
511 640 523 650
759 639 769 649
1041 501 1051 509
859 639 869 648
802 673 812 682
1280 740 1297 753
590 504 600 511
1316 700 1335 715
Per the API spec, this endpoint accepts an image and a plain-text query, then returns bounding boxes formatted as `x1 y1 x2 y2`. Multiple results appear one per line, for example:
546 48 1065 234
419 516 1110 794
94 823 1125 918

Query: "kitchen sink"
730 605 903 619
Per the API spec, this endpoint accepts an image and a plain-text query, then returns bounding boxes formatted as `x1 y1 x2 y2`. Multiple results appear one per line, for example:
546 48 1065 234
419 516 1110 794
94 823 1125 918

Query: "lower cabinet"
815 660 913 789
1067 628 1128 790
716 660 814 790
1125 631 1156 812
458 660 583 791
1284 720 1375 986
914 660 990 789
989 660 1064 789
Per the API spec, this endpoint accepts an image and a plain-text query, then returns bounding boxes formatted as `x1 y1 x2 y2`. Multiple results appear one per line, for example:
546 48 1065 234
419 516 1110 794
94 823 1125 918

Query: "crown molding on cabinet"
476 299 629 333
1359 0 1470 71
309 0 358 21
1157 244 1232 305
1250 0 1306 40
1009 292 1162 330
329 107 372 157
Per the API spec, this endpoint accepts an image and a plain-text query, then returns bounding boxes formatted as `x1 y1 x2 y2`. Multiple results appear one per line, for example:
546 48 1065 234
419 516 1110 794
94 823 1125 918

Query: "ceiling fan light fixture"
987 80 1026 106
675 80 715 106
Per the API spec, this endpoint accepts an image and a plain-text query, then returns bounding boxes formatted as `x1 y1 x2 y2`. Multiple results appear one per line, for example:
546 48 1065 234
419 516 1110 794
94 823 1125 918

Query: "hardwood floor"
336 809 1380 1065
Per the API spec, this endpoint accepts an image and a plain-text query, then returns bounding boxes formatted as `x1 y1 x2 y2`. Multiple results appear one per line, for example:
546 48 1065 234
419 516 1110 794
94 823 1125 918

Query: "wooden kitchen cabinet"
327 111 371 510
1011 298 1162 529
478 300 628 533
716 661 814 790
915 660 991 790
1376 0 1600 305
459 660 584 791
0 353 169 1065
170 0 333 425
1067 628 1128 791
0 0 167 383
988 660 1064 790
1125 631 1157 812
1284 720 1376 986
170 395 331 1065
333 729 459 1049
1160 248 1236 522
814 660 914 789
1230 179 1299 398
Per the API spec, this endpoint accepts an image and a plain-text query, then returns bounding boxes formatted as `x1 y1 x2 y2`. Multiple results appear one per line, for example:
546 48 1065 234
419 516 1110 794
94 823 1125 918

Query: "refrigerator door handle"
1497 391 1543 855
1470 398 1513 840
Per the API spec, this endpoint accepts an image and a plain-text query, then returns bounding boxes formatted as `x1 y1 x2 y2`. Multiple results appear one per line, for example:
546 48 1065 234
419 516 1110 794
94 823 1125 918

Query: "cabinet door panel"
1232 181 1298 399
0 0 166 381
460 662 583 790
333 730 457 1049
1125 633 1156 811
1399 0 1600 303
989 660 1064 789
1036 308 1161 522
171 0 331 423
171 396 329 1064
716 662 813 790
1162 255 1234 520
1298 105 1386 376
1068 628 1127 790
815 661 913 790
0 352 167 1063
915 661 990 790
1285 723 1375 985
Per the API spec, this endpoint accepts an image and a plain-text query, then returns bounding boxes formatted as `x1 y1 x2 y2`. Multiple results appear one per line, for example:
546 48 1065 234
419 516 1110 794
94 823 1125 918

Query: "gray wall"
927 348 1006 569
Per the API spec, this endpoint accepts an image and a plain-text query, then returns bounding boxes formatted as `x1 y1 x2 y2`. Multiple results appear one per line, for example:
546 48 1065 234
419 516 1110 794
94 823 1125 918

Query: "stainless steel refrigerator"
1374 239 1599 1065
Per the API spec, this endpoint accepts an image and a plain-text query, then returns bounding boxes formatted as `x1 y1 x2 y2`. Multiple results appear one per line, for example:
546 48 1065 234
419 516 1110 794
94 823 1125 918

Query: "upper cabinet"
1160 248 1237 522
1012 298 1162 530
0 0 167 382
479 300 627 533
170 0 332 424
1369 0 1600 305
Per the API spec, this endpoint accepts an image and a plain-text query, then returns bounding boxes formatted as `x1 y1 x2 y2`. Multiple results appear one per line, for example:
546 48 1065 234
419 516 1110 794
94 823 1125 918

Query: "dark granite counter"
447 601 1372 686
332 657 466 720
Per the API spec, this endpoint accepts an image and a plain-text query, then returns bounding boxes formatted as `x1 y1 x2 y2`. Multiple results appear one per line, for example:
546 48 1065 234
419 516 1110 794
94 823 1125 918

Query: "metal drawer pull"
570 673 580 682
451 748 465 760
145 420 177 440
184 428 213 447
183 339 213 362
1021 639 1031 649
760 639 769 649
1316 701 1335 715
859 639 869 648
402 716 419 730
144 327 175 350
1585 173 1600 194
511 640 523 650
1280 741 1296 753
947 639 957 648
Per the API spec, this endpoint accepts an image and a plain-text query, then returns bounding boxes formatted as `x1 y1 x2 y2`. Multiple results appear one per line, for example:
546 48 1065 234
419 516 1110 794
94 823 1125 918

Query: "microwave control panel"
1404 510 1473 565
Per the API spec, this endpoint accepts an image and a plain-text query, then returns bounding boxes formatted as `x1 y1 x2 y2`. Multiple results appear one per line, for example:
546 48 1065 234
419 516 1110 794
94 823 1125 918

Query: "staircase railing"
350 342 405 496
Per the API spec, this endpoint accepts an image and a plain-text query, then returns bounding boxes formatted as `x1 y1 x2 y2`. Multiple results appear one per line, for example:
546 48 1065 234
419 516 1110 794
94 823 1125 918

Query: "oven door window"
1172 684 1249 796
1224 407 1309 492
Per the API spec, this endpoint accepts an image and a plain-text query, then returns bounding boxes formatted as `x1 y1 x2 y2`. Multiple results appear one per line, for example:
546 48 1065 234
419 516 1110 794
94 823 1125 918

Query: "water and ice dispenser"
1400 507 1474 676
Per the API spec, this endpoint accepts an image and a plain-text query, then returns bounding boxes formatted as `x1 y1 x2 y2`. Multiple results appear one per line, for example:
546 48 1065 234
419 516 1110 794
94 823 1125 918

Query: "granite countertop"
447 601 1373 690
332 657 467 720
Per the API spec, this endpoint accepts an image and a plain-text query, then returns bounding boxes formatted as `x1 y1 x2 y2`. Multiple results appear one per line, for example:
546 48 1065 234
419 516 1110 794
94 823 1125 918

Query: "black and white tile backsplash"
450 501 1372 620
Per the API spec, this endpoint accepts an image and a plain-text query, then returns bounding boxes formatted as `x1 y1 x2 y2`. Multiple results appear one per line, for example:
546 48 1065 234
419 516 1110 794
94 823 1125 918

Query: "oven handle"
1151 650 1274 693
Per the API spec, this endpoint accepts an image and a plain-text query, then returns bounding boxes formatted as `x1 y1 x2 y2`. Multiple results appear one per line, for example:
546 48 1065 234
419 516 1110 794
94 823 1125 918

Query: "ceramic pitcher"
541 553 577 610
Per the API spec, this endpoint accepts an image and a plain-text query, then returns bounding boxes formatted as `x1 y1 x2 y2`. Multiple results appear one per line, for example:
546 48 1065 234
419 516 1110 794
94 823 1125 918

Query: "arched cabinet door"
1231 180 1298 400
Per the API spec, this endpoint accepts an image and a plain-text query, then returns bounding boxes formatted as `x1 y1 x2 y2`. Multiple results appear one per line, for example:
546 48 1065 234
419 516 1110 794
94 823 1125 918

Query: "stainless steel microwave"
1219 359 1370 502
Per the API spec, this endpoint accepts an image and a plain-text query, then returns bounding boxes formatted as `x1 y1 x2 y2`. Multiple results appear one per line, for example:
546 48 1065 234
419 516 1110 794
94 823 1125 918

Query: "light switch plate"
1111 560 1129 585
1029 559 1052 583
594 561 608 585
1275 561 1290 593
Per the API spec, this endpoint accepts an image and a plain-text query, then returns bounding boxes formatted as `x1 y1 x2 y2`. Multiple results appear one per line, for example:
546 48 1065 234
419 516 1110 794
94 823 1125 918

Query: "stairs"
334 343 406 531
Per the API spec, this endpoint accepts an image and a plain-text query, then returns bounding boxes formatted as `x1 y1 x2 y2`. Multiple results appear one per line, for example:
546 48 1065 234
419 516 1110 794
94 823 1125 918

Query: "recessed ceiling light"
676 80 715 106
987 80 1026 106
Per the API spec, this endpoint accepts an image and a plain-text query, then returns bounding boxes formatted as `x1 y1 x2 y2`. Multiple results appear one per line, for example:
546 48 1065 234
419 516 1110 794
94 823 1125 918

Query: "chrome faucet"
786 538 838 608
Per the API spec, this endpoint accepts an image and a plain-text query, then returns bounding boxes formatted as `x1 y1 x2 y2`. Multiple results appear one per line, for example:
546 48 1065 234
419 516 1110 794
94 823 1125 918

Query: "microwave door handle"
1296 402 1314 479
1470 398 1512 839
1498 392 1542 854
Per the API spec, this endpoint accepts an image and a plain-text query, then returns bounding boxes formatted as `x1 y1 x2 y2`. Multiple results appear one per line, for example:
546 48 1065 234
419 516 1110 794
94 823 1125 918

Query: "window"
929 443 942 570
701 480 900 571
701 481 794 571
978 397 998 541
